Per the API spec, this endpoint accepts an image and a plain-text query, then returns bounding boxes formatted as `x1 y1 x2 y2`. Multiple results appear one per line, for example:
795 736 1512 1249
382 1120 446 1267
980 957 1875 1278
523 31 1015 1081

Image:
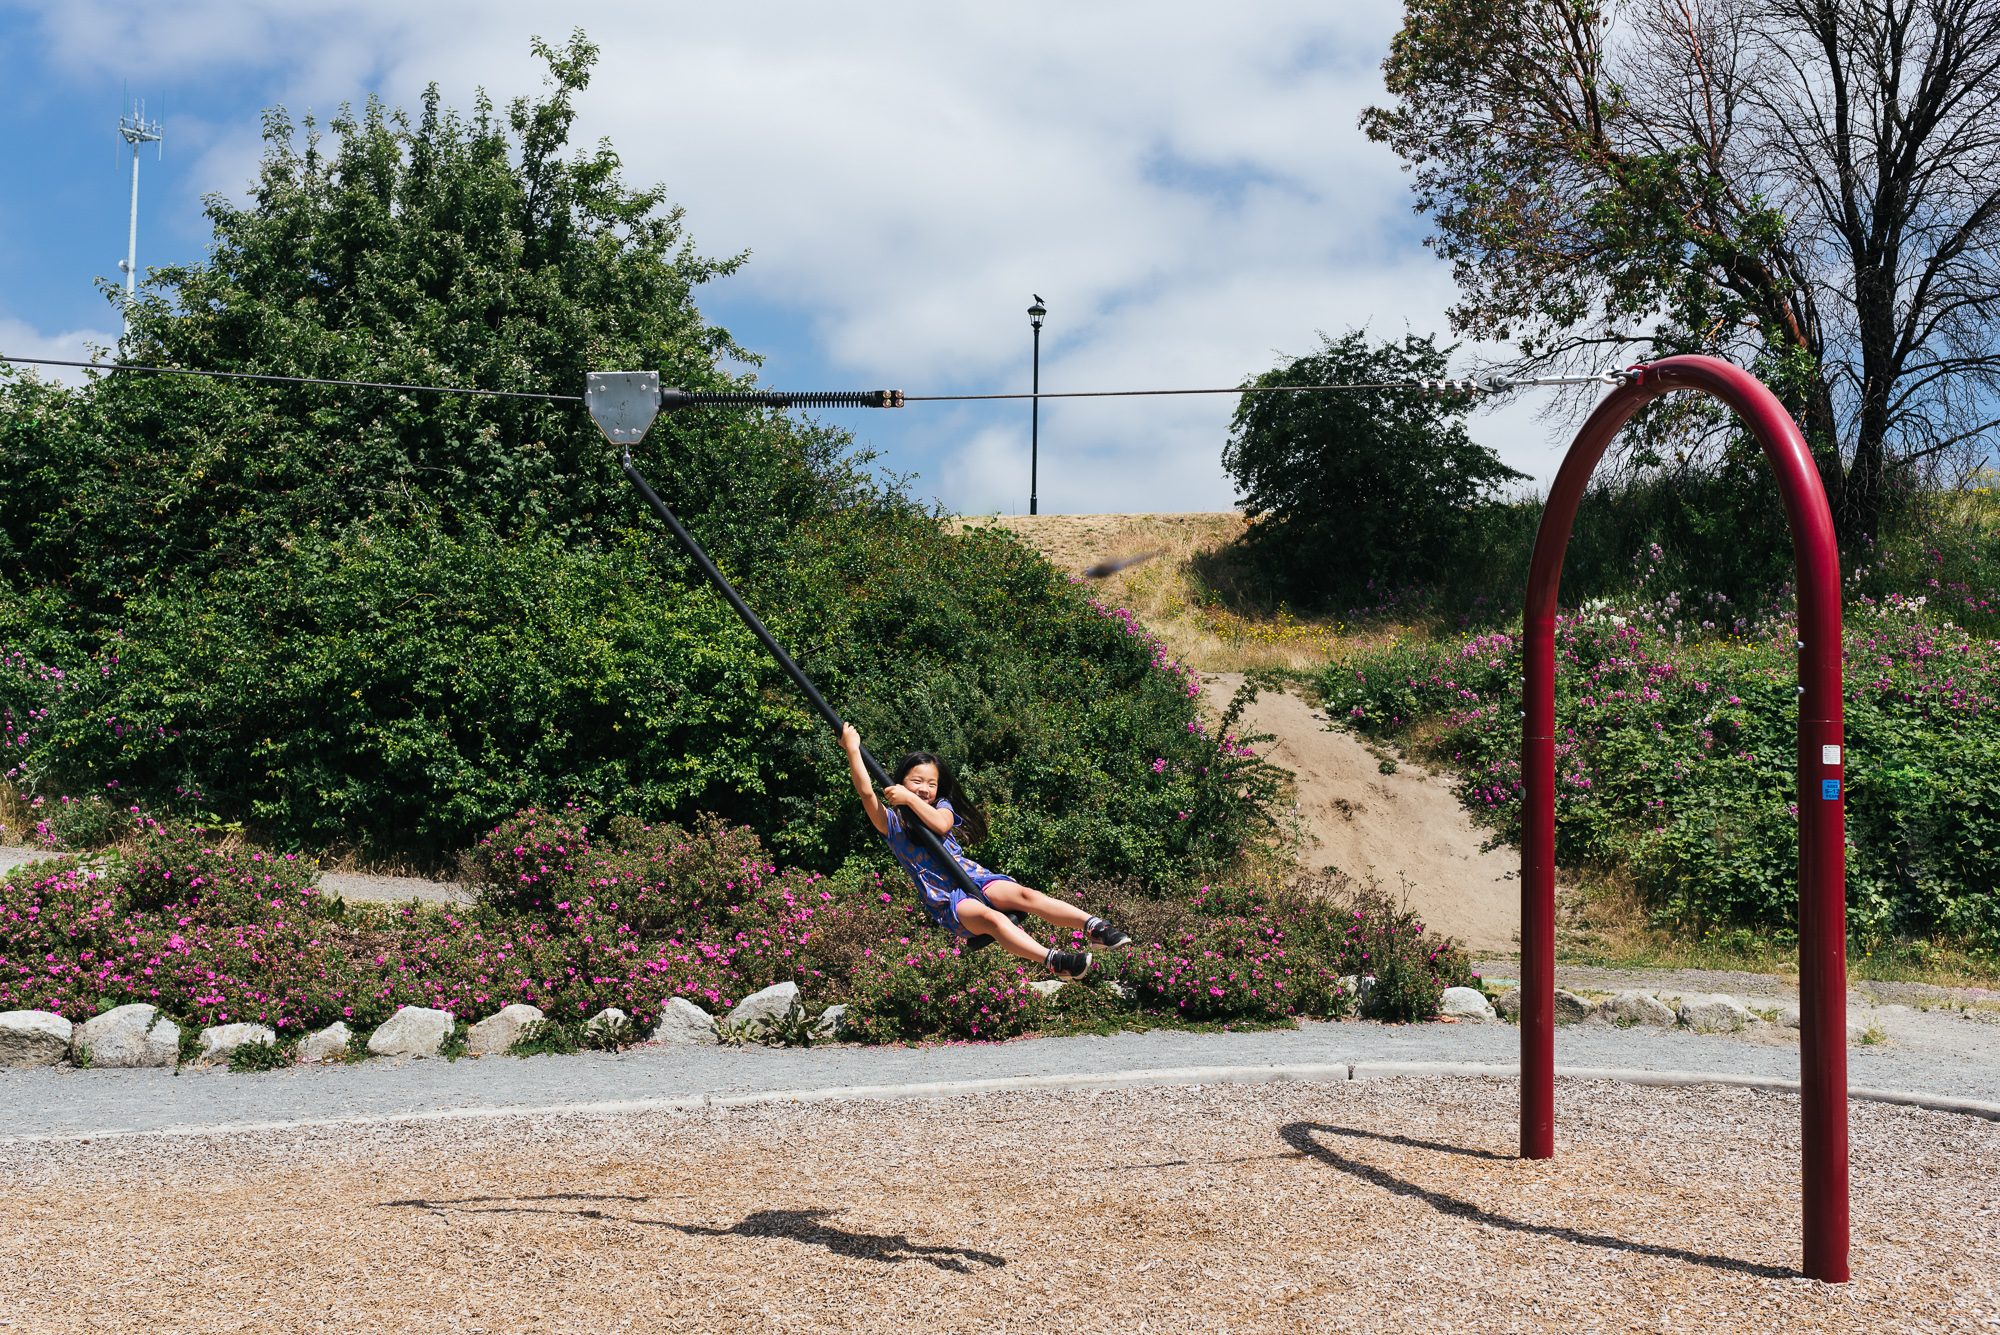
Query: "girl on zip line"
839 723 1130 979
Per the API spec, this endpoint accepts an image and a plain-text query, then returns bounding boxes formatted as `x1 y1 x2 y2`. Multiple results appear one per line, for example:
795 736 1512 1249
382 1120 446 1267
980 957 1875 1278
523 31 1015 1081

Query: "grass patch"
228 1035 297 1072
952 513 1365 674
1540 872 2000 990
510 1018 581 1059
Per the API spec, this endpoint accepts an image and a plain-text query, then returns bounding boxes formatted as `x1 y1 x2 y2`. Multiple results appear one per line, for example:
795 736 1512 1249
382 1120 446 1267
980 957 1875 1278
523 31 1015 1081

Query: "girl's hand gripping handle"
841 725 889 834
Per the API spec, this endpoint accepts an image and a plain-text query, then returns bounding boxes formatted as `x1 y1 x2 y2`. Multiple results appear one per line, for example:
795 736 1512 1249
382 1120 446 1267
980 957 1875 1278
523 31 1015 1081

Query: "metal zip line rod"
618 441 1020 952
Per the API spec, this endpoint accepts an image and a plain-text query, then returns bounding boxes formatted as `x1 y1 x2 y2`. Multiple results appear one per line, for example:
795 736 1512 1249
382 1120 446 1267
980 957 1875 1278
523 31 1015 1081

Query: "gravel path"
0 844 472 904
7 1009 1999 1140
1 1079 1991 1332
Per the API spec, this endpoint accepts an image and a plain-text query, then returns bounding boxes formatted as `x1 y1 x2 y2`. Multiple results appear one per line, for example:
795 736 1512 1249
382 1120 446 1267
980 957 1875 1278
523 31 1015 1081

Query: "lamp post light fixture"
1027 295 1047 515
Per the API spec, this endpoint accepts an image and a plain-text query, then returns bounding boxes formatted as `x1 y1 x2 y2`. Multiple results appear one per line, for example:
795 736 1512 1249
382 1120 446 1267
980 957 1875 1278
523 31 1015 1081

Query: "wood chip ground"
0 1077 1992 1332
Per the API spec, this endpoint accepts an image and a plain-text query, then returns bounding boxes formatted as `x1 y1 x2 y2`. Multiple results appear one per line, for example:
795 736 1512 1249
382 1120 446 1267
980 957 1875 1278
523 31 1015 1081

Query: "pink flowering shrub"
1097 877 1464 1023
439 810 949 1018
27 792 135 852
0 806 1474 1041
0 813 888 1031
1108 895 1341 1024
1322 595 2000 947
0 833 344 1031
840 941 1048 1043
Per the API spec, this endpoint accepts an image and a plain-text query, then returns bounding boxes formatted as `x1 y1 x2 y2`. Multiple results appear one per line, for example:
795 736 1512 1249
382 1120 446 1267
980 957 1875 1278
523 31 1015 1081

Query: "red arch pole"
1520 355 1849 1283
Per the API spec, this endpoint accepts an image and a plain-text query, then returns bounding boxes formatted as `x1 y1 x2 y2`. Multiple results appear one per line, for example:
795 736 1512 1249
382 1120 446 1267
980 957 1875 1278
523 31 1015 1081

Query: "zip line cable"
0 354 584 402
0 352 1640 405
900 371 1637 401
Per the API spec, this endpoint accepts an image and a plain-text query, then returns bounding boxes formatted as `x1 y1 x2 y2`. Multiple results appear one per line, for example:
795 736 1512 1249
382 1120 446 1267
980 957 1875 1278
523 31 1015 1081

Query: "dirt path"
1201 672 1521 954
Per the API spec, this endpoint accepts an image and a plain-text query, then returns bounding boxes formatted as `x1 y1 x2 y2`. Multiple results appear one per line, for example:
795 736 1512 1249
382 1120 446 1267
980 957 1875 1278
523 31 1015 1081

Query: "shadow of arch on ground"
1278 1120 1796 1279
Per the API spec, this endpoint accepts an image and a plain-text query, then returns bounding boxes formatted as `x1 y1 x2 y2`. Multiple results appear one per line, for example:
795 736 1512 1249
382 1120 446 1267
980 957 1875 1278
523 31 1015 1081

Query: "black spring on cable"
659 388 904 411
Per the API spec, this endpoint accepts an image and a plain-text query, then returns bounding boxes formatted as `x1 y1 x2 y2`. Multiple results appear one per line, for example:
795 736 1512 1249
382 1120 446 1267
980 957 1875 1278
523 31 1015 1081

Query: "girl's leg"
977 881 1089 933
954 897 1052 964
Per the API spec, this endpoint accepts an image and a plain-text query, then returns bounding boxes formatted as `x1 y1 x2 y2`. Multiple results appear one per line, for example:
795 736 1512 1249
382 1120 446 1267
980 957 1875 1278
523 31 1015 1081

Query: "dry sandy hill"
1199 673 1521 954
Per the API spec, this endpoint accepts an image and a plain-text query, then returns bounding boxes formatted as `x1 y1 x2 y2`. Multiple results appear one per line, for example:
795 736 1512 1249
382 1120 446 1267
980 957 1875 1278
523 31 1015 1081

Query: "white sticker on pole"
1822 744 1841 765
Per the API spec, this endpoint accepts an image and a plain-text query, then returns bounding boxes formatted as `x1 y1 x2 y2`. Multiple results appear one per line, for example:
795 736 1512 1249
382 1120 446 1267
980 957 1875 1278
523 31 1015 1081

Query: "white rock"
1028 980 1064 997
726 982 800 1031
1780 1004 1864 1036
1440 986 1496 1020
1553 989 1595 1024
467 1004 544 1056
299 1022 352 1063
652 997 719 1045
811 1004 850 1039
1677 994 1752 1034
1103 979 1136 1002
366 1005 455 1058
1489 988 1592 1023
0 1010 73 1068
1340 975 1378 1013
584 1008 629 1039
1599 991 1677 1027
198 1023 278 1064
76 1004 178 1068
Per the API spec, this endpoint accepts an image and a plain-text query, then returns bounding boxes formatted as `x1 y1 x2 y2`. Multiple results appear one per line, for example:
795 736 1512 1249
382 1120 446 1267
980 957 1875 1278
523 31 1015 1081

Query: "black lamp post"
1027 295 1046 515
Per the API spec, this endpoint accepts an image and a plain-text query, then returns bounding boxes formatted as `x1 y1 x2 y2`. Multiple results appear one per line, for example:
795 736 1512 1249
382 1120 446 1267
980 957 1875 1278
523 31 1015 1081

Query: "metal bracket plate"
585 371 661 445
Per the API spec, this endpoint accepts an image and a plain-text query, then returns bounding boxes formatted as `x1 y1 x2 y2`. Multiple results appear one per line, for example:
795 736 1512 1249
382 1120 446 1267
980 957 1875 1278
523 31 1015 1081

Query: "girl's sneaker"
1085 916 1132 949
1046 949 1093 980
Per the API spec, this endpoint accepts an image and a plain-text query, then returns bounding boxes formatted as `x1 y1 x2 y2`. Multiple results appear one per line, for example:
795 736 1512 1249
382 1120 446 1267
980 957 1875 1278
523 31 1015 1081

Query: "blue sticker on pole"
1822 779 1841 800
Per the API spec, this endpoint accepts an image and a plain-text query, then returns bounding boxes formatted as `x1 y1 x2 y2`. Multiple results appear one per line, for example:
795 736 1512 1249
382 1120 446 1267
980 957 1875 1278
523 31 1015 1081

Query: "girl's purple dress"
882 798 1008 937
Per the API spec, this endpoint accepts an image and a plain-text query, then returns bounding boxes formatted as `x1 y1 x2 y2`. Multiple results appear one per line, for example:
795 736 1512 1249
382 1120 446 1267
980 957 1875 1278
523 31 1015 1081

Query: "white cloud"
12 0 1591 504
0 317 120 388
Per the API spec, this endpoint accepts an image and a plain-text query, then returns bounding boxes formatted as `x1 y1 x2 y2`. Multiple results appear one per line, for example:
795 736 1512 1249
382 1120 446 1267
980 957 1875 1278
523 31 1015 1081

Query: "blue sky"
0 0 1564 513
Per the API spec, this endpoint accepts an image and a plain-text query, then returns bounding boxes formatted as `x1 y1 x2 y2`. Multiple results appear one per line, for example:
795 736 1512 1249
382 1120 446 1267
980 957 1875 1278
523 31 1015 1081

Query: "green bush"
0 520 1268 884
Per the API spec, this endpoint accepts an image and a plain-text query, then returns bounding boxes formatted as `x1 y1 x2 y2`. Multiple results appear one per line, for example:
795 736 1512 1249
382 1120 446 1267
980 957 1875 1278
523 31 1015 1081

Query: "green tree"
1361 0 2000 545
1 30 816 608
1221 330 1524 607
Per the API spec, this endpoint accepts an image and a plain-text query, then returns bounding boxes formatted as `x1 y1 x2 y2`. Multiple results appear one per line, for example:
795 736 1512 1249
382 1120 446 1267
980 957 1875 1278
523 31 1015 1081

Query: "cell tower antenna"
117 94 163 341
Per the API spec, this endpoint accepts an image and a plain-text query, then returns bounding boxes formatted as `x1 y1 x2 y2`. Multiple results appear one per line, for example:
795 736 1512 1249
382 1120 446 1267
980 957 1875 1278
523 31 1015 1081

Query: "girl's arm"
881 788 956 839
839 725 890 835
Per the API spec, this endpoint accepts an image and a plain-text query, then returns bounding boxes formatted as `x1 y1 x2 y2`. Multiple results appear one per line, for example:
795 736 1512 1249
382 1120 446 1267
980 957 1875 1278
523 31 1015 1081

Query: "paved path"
7 1008 1998 1140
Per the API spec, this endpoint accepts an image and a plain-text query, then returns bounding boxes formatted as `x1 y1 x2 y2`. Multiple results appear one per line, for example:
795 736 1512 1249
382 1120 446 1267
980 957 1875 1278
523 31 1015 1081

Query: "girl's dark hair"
892 750 989 845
